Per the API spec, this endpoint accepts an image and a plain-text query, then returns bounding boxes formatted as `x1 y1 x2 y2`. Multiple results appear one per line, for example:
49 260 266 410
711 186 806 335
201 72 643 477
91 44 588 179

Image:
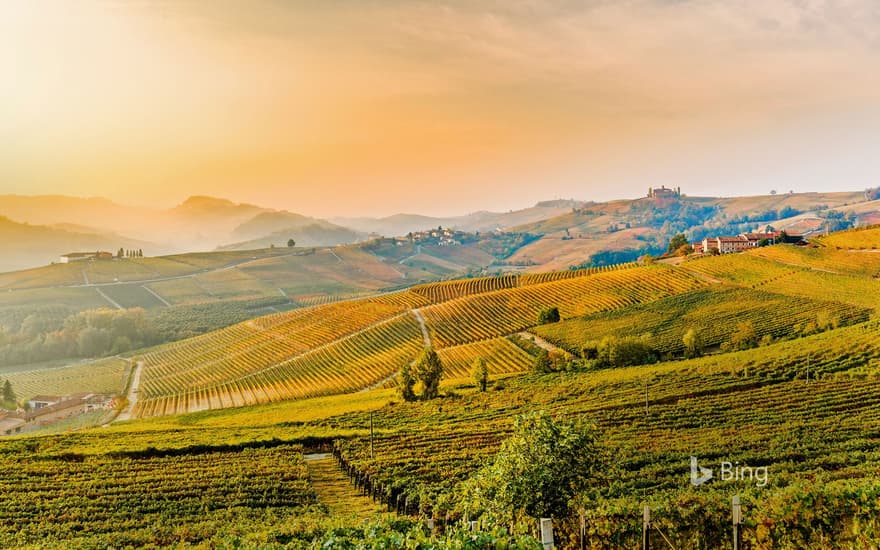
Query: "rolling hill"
1 226 879 547
331 201 579 237
0 216 158 273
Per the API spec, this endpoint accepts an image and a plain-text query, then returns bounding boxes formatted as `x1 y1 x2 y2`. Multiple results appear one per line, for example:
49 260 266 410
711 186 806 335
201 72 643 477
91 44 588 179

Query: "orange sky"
2 1 880 217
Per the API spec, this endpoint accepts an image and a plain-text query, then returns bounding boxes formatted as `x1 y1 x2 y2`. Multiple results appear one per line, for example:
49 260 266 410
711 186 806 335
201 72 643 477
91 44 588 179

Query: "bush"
596 336 657 368
537 307 561 325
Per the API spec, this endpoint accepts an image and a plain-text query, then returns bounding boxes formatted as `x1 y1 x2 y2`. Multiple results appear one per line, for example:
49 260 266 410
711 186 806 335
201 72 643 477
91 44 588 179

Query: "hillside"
1 229 879 546
0 216 158 273
507 190 874 271
0 195 368 267
331 202 577 237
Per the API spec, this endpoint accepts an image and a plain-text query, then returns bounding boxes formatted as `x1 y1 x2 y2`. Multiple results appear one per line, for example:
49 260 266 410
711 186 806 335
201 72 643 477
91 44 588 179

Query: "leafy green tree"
414 347 443 400
471 358 488 392
597 335 656 367
666 233 689 254
537 306 561 325
457 411 606 525
683 328 704 358
2 379 14 404
287 238 296 248
398 361 416 402
533 348 551 373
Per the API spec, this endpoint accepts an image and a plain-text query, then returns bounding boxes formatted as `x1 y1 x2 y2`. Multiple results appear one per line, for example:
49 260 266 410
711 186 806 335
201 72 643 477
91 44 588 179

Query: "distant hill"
506 191 875 271
0 216 154 272
331 202 578 237
229 211 363 246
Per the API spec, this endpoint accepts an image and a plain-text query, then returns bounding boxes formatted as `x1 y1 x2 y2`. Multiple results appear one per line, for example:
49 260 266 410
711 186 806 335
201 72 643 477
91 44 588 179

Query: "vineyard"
0 246 879 546
0 443 321 548
419 264 705 347
3 357 129 399
126 263 701 418
334 321 880 547
814 224 880 249
749 243 880 278
533 287 871 356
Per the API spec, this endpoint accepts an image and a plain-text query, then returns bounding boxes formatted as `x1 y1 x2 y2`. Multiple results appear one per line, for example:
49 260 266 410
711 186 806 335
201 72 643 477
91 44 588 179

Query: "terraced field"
419 264 704 347
128 264 704 418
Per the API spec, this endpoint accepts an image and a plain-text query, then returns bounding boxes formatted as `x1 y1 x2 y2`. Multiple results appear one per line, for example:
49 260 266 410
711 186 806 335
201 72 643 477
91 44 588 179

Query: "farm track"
304 453 387 519
114 360 143 422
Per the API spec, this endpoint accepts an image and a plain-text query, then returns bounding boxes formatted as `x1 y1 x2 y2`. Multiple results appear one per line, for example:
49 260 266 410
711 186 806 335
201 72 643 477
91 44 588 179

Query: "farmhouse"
27 395 62 409
699 230 799 255
58 251 113 264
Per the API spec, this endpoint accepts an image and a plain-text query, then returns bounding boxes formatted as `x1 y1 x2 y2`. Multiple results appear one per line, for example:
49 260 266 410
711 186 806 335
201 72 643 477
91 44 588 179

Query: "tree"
117 247 124 258
287 238 296 248
666 233 689 254
2 379 14 404
414 347 443 400
398 361 416 402
471 358 489 392
537 306 560 325
457 411 606 525
730 320 758 350
597 335 656 368
533 349 551 373
138 249 143 258
683 328 704 359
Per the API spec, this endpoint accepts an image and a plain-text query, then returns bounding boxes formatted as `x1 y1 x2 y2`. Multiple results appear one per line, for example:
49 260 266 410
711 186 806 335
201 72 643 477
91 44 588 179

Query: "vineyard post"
645 379 649 416
539 518 555 549
732 495 742 550
642 505 650 550
579 509 586 550
370 411 374 459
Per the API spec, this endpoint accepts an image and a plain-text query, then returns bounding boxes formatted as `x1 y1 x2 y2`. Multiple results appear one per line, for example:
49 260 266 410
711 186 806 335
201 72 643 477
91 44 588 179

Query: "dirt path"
114 360 143 422
304 453 386 519
517 331 570 356
411 309 431 347
676 265 724 285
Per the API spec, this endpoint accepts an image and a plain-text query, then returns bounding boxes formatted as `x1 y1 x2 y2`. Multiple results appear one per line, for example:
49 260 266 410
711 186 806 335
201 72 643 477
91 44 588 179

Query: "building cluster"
692 230 801 255
647 186 682 199
58 251 114 264
0 393 114 436
401 227 467 247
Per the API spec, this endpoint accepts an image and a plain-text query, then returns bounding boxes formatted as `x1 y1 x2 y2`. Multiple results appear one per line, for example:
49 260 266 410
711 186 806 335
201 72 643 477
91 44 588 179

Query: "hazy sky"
2 0 880 217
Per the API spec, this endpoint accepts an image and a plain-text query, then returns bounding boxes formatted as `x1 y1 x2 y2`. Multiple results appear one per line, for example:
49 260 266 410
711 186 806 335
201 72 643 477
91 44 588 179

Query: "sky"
2 0 880 217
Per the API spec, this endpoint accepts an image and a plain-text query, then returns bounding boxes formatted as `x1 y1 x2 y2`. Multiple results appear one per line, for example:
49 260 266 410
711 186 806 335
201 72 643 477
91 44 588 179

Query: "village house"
27 395 62 409
699 230 796 255
58 251 113 264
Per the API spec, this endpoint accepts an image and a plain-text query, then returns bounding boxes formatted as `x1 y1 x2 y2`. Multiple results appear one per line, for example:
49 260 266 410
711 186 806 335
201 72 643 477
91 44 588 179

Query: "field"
3 357 129 399
815 224 880 249
533 287 871 355
0 443 320 548
127 264 705 418
2 226 880 547
1 319 878 547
